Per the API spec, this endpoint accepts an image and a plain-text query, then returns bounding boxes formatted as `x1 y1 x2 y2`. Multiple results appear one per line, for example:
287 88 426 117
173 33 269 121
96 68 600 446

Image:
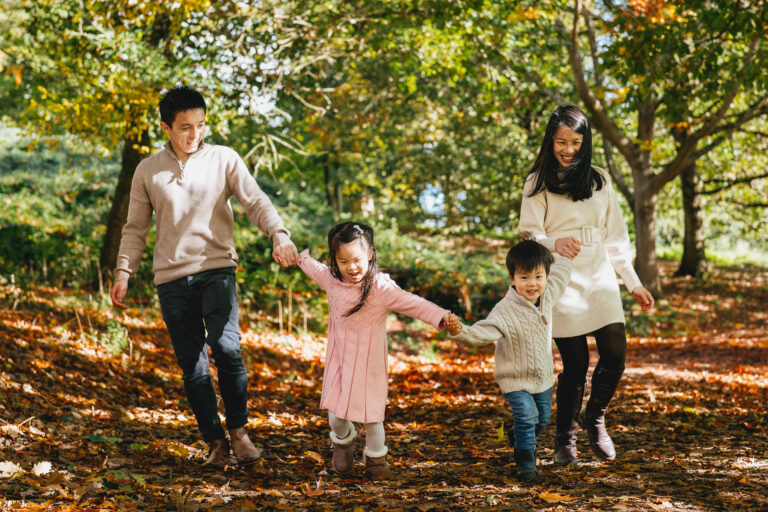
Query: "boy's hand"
443 313 462 336
555 237 581 259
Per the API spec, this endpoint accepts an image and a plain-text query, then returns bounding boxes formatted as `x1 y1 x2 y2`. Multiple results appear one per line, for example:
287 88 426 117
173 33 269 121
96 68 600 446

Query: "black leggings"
554 322 627 385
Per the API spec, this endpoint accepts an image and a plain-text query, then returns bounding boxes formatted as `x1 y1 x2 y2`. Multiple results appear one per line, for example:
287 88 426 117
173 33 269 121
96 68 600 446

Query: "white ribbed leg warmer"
328 411 355 445
363 422 387 458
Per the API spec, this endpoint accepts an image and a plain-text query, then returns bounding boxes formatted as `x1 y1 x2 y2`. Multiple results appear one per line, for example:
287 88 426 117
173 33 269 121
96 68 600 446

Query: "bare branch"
559 3 640 171
702 172 768 195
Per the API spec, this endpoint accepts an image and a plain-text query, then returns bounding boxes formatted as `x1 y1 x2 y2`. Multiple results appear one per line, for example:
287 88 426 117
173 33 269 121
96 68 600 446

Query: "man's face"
161 108 206 158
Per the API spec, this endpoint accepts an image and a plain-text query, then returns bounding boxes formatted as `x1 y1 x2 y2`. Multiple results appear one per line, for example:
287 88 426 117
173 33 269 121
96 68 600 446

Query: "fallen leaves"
0 262 766 510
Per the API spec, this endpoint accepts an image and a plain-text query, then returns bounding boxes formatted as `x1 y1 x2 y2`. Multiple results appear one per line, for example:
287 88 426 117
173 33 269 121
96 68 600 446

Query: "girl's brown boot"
364 453 391 481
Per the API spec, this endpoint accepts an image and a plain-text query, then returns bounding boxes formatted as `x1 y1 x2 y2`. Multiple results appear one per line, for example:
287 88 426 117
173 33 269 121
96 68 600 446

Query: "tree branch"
653 36 763 193
702 172 768 195
582 6 634 205
560 1 640 172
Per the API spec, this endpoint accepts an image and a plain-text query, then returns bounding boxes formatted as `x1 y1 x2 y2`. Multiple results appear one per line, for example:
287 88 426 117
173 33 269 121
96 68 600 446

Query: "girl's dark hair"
159 85 206 127
526 104 603 201
328 222 378 317
505 239 555 278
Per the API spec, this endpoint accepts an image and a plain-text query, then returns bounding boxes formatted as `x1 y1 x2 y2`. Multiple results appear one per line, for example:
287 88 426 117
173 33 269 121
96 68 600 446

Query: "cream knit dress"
518 169 642 338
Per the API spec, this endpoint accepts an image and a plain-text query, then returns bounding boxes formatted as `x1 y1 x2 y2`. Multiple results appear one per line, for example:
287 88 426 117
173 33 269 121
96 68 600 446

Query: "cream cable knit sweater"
450 258 574 395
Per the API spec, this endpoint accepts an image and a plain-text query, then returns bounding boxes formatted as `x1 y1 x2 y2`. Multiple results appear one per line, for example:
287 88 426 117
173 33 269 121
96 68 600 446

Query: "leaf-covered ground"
1 262 766 511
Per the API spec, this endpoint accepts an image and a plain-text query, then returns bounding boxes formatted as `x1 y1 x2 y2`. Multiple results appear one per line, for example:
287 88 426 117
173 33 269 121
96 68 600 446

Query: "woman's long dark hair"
328 222 378 317
527 105 603 201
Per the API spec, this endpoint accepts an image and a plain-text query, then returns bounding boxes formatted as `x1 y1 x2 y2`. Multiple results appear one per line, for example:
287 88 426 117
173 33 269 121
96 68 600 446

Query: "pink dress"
298 250 449 423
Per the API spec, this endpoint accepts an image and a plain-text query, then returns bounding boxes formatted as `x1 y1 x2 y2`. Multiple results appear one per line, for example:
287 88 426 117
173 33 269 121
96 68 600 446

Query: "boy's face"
160 108 206 158
511 264 548 303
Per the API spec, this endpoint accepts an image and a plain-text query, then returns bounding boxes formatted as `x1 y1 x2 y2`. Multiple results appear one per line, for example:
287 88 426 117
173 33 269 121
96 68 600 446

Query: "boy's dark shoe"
514 449 537 481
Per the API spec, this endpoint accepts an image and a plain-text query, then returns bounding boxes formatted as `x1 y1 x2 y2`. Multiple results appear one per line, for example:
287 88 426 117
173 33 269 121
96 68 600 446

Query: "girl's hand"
443 313 462 336
632 286 654 311
555 237 582 259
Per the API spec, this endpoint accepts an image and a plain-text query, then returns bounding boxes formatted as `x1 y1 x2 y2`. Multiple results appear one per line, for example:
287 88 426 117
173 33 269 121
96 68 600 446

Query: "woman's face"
553 125 583 168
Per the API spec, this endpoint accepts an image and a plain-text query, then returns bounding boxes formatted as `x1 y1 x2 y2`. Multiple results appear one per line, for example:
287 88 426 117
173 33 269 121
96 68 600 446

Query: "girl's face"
335 238 373 284
553 125 583 168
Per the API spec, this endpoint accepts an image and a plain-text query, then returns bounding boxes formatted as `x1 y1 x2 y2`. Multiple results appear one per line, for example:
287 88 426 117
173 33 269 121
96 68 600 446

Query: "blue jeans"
157 267 248 442
504 387 553 451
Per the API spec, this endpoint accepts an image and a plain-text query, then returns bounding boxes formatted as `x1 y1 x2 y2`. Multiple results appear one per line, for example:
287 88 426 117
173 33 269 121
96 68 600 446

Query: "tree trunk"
322 157 340 213
633 178 662 297
676 160 706 276
99 126 151 281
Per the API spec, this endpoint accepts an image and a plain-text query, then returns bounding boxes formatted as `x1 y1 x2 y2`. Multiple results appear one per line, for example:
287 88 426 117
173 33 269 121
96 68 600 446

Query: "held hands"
632 286 654 312
555 237 582 259
273 240 299 268
443 313 462 336
110 280 128 310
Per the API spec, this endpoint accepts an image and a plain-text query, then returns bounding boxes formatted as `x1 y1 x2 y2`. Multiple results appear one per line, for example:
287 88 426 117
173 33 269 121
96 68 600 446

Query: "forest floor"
0 262 766 511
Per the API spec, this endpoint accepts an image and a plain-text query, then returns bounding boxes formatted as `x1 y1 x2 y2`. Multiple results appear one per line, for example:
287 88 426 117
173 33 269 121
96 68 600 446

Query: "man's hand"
555 237 582 259
443 313 462 336
110 281 128 310
273 240 299 268
632 286 654 312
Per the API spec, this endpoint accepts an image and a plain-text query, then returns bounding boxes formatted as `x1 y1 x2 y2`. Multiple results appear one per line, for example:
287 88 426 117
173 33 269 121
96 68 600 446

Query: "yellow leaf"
300 478 324 497
303 451 323 464
539 491 579 503
496 421 506 442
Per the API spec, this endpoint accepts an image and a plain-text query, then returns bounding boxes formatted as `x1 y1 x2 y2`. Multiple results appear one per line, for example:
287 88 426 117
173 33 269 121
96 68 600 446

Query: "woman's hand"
632 286 654 311
555 237 582 259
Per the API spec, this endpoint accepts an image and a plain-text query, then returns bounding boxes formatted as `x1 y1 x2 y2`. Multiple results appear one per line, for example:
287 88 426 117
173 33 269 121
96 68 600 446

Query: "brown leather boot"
202 438 229 470
229 427 262 468
364 454 391 481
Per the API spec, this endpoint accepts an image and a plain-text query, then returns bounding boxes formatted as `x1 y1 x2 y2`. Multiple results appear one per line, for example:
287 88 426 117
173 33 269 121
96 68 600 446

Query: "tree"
562 0 768 294
4 1 241 280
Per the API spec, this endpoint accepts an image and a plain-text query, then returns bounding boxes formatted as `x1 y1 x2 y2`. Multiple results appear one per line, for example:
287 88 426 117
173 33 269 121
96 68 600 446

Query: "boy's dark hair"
327 221 378 317
159 85 206 127
506 239 555 277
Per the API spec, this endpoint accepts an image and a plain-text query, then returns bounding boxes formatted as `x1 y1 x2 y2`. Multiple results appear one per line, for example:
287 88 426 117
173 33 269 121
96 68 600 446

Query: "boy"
110 85 299 470
445 238 576 480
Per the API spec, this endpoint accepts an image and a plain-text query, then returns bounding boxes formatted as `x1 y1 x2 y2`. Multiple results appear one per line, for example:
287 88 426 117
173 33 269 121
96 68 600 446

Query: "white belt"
548 226 606 246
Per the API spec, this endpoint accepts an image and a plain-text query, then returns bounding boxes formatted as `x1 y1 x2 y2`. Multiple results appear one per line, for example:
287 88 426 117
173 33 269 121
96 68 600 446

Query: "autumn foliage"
0 261 766 511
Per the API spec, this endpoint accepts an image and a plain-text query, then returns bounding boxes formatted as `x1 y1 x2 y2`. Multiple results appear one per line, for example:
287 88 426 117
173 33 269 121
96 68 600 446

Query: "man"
110 85 299 470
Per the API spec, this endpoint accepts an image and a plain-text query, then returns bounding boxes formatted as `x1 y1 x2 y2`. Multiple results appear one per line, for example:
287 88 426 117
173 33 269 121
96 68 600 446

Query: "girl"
298 222 451 481
518 105 654 465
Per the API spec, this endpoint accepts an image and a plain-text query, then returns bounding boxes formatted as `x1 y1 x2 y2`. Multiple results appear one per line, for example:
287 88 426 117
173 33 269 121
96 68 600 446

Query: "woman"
518 105 654 465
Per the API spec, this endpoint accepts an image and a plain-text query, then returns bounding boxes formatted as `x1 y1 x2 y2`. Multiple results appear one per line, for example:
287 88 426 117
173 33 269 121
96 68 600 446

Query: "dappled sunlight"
1 269 766 510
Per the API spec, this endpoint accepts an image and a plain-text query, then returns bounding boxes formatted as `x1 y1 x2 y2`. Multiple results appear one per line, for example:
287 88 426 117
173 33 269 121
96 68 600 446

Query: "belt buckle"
581 226 594 246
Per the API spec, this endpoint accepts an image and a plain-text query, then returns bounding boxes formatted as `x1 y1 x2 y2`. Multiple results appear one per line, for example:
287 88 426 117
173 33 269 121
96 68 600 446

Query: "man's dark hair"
506 239 554 277
159 85 206 127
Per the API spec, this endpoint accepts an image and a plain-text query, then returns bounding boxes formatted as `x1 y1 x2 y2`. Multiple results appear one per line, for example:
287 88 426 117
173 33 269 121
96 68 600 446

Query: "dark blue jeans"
504 387 553 451
157 267 248 442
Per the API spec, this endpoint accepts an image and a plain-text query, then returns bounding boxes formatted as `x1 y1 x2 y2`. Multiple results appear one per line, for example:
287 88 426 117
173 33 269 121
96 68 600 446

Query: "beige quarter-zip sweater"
450 258 573 395
114 142 290 285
